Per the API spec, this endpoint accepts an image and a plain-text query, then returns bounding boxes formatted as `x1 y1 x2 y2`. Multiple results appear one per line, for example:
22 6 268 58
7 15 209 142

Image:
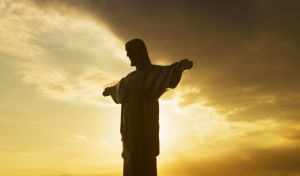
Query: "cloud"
1 1 134 106
282 129 300 141
69 134 89 143
18 62 117 106
1 2 300 175
30 0 300 122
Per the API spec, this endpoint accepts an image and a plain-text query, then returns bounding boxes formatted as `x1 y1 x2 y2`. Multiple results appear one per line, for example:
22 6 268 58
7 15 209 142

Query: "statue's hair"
125 39 151 65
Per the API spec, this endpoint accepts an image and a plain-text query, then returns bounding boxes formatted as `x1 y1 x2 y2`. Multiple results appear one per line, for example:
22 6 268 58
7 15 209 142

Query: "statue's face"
126 47 138 67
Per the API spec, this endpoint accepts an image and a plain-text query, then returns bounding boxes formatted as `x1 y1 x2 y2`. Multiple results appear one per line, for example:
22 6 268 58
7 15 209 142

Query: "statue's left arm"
145 59 193 98
169 59 193 88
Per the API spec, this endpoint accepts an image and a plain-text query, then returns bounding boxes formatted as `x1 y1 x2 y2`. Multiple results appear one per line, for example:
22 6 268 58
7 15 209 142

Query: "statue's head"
125 39 151 69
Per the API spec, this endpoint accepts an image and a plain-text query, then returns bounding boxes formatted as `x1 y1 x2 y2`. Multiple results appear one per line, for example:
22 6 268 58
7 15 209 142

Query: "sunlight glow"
1 1 297 176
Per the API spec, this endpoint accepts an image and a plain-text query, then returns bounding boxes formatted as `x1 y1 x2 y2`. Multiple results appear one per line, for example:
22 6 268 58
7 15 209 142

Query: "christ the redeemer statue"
102 39 193 176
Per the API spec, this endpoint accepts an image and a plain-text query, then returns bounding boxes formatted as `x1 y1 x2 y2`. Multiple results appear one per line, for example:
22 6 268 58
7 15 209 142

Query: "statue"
102 39 193 176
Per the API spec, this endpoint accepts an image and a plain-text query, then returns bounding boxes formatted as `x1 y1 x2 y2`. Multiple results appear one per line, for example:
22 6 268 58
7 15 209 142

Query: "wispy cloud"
18 62 116 106
1 1 131 106
69 134 89 142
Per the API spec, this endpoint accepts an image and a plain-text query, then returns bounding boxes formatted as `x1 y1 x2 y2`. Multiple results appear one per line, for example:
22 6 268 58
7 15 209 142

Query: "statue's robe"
109 62 183 176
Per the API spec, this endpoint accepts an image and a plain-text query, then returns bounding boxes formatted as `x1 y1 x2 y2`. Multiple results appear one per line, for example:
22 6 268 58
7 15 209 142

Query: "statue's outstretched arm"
175 59 193 72
102 86 114 97
102 80 123 104
167 59 193 89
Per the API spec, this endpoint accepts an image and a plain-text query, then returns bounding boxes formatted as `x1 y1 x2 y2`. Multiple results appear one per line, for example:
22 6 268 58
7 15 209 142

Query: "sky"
1 0 300 176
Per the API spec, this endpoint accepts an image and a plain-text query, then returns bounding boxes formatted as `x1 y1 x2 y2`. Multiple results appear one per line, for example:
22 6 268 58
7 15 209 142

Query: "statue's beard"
129 58 136 67
130 61 135 66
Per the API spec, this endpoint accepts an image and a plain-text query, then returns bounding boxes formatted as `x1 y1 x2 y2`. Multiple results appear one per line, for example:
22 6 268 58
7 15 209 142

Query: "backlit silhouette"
102 39 193 176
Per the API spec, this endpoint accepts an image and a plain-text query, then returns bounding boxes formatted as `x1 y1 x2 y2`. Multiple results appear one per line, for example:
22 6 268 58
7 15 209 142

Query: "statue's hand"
102 87 111 97
176 59 193 72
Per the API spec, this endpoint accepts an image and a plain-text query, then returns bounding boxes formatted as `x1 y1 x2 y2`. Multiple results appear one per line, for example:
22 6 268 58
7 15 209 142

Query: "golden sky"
1 0 300 176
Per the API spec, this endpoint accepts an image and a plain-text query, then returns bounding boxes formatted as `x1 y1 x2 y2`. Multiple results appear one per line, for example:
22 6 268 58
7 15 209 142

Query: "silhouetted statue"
102 39 193 176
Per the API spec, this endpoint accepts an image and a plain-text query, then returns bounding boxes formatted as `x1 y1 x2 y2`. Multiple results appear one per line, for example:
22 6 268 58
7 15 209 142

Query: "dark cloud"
31 0 300 121
283 129 300 141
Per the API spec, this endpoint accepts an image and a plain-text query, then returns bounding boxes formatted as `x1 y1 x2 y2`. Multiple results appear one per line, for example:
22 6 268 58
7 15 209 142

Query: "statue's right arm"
102 82 122 104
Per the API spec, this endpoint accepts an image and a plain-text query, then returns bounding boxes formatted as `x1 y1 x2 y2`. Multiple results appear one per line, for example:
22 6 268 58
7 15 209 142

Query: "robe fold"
109 62 183 175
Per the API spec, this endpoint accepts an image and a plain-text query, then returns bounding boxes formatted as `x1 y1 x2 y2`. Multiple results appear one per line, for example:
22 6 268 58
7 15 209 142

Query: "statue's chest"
123 72 146 100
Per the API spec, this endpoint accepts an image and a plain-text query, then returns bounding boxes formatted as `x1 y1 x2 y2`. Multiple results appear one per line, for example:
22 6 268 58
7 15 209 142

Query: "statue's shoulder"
149 64 171 73
150 64 166 70
124 70 137 79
